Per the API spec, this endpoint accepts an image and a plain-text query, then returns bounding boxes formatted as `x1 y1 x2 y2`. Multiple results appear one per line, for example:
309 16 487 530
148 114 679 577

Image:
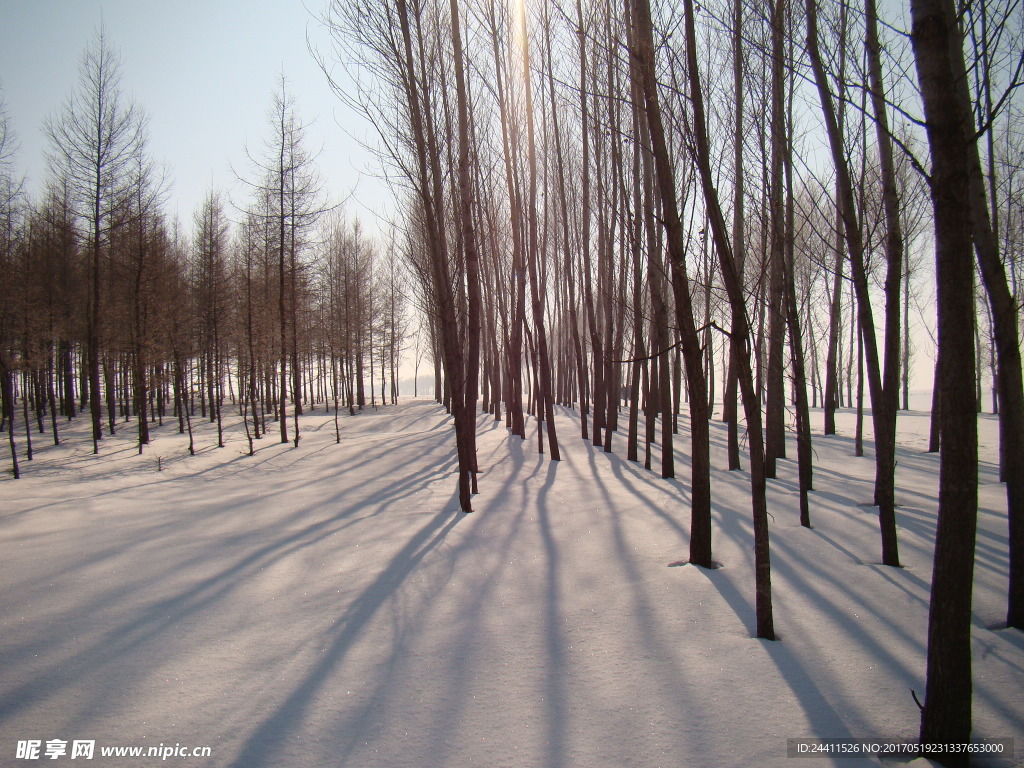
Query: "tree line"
0 33 409 471
322 0 1021 760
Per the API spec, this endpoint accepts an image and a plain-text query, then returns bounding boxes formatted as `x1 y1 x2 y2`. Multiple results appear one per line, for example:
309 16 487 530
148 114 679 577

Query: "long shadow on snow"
1 426 453 621
4 418 445 522
696 528 922 742
563 405 1017 751
228 505 465 768
335 507 533 768
0 435 460 731
595 468 717 759
328 428 537 767
350 427 553 767
553 409 844 761
536 460 569 768
567 412 690 547
707 499 927 671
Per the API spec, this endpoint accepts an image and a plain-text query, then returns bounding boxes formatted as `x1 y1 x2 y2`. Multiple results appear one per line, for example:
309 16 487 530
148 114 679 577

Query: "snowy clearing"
1 399 1021 767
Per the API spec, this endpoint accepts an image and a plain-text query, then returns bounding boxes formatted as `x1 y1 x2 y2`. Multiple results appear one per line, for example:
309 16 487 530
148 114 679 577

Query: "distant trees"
44 27 148 454
319 215 405 421
194 190 231 448
1 92 24 478
241 78 329 447
0 31 408 478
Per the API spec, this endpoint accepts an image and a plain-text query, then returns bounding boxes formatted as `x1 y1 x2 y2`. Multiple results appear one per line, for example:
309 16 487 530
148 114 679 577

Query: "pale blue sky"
0 0 388 231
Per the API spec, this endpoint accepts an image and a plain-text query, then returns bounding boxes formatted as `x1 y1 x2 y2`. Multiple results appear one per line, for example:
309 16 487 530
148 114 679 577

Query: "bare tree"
0 91 24 478
805 0 901 567
957 1 1024 631
324 0 479 510
194 190 231 448
628 0 714 570
241 77 326 447
678 0 776 639
45 27 147 454
910 0 980 759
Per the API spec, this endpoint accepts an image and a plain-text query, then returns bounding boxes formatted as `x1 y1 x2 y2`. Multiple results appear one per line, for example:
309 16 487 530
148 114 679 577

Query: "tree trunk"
396 0 473 511
783 32 812 527
674 0 775 637
764 0 788 479
945 21 1024 627
910 0 979 758
725 0 745 472
806 0 900 566
1 354 19 479
451 0 483 489
518 0 560 462
865 0 904 521
629 0 713 570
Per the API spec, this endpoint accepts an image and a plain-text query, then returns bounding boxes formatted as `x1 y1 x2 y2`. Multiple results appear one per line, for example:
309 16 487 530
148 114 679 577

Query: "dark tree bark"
450 0 483 487
1 352 18 479
724 0 745 472
782 33 813 527
394 0 474 511
578 0 606 448
545 8 589 442
764 0 788 479
517 0 560 462
677 0 775 639
865 0 904 517
806 0 900 566
628 0 713 569
638 100 675 480
948 30 1024 629
910 0 979 759
486 0 526 440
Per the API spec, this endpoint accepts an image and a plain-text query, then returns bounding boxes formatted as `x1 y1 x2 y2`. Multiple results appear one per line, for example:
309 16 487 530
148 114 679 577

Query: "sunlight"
510 0 528 57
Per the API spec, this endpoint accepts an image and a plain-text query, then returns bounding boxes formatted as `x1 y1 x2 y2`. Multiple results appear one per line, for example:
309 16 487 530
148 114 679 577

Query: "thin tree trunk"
865 0 905 519
518 0 560 462
546 12 588 442
823 3 848 436
764 0 788 478
635 98 675 479
629 0 714 572
2 356 19 479
806 0 900 565
451 0 483 489
46 348 59 445
487 0 526 440
578 0 604 447
725 0 745 471
783 24 812 526
397 0 473 511
677 0 775 638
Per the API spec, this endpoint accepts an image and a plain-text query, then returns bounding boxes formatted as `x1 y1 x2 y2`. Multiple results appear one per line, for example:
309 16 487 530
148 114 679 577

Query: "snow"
1 399 1021 767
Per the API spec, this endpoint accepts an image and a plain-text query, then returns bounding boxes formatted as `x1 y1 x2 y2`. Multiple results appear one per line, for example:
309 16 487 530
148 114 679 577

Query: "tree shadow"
227 506 464 768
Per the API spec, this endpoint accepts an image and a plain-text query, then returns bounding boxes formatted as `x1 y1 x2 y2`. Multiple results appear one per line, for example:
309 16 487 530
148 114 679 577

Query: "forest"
1 0 1022 764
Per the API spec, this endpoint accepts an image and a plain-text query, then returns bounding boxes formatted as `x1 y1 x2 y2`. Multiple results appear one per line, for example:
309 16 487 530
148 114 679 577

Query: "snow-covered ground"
1 398 1021 767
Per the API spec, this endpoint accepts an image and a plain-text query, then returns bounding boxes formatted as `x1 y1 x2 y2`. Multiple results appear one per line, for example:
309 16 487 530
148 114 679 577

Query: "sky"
0 0 390 233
